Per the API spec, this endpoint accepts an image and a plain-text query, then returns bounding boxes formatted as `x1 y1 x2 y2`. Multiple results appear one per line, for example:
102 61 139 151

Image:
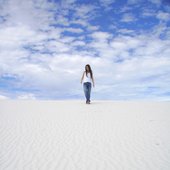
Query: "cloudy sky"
0 0 170 100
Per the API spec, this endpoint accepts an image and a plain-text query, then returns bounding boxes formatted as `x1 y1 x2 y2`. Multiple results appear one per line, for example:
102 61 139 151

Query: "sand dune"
0 100 170 170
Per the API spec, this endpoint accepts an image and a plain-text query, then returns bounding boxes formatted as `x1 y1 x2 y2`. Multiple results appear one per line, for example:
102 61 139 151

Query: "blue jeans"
83 82 91 101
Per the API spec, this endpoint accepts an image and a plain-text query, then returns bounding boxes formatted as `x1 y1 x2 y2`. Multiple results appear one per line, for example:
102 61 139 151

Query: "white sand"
0 100 170 170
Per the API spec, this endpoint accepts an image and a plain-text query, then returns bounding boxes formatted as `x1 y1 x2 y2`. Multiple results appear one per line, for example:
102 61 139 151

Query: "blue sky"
0 0 170 100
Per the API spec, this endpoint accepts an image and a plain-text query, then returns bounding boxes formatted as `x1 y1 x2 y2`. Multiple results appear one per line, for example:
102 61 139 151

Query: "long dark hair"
85 64 93 79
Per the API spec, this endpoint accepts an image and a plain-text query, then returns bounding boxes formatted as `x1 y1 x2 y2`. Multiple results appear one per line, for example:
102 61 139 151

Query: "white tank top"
83 72 91 83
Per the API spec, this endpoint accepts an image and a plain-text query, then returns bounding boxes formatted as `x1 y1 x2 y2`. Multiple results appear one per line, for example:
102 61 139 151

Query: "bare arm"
80 71 85 84
92 76 95 87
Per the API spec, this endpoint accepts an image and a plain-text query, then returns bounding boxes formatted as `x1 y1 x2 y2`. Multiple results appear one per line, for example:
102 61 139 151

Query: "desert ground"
0 100 170 170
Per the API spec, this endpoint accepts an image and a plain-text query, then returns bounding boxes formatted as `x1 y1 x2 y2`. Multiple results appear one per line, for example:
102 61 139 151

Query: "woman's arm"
80 71 85 84
92 76 95 87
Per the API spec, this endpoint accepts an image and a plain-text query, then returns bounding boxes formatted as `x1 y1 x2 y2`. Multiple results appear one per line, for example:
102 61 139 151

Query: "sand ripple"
0 101 170 170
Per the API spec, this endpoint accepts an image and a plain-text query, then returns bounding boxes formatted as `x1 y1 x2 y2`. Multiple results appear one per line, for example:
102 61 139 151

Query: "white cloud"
99 0 115 8
90 31 112 41
0 24 45 50
142 8 157 17
74 4 97 19
117 29 135 35
50 3 99 33
60 0 77 7
86 24 100 31
87 31 115 59
17 93 36 100
156 11 170 21
119 6 133 13
71 40 86 46
127 0 142 4
63 27 84 33
55 15 70 26
0 0 56 29
121 13 136 22
70 19 88 27
149 0 161 6
0 94 9 99
151 22 169 38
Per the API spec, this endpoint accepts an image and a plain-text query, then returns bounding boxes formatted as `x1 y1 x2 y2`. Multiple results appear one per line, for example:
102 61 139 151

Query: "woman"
80 64 95 104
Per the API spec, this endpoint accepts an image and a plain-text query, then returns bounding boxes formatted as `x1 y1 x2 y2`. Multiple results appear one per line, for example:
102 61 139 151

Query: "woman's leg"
87 82 91 102
83 83 88 101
